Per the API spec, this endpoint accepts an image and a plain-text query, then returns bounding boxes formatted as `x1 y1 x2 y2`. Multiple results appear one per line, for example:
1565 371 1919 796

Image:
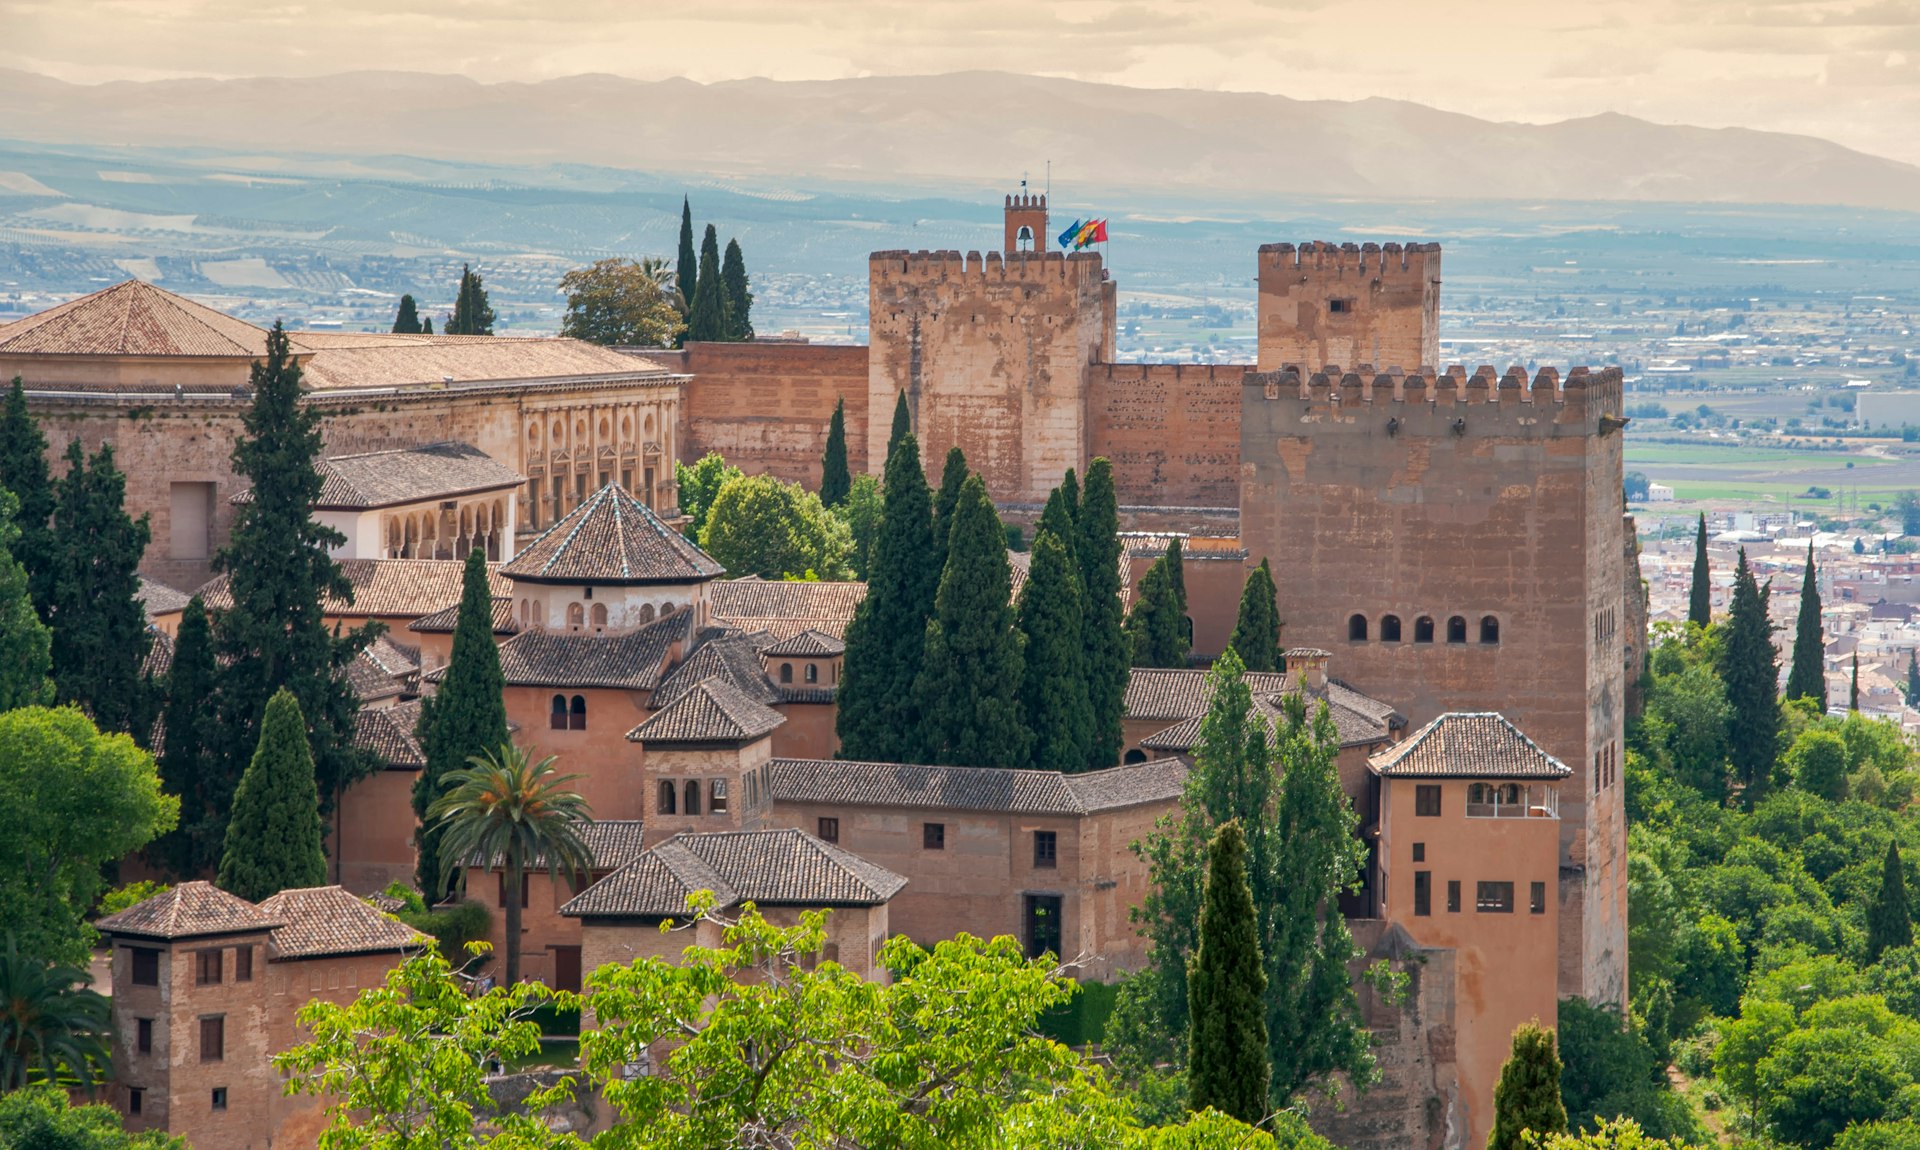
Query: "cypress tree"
214 323 377 839
1907 650 1919 705
1229 558 1282 673
1187 819 1270 1126
446 265 495 336
675 196 697 319
0 490 51 712
47 439 151 733
820 398 851 508
915 474 1031 767
413 547 509 897
1018 527 1092 773
721 237 754 341
391 294 422 334
1785 540 1826 709
836 431 939 762
686 224 730 344
154 596 219 877
1688 513 1712 627
1039 482 1077 560
1852 652 1862 712
932 445 968 572
420 316 433 335
0 376 54 616
888 391 911 460
1869 841 1914 961
1165 536 1188 616
217 688 327 902
1487 1021 1567 1150
1718 547 1779 805
1079 458 1128 770
1060 467 1081 526
1128 552 1190 668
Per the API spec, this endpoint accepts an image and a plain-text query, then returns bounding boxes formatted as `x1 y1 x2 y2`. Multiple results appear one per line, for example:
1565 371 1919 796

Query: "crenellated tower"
1257 241 1441 373
1004 192 1048 254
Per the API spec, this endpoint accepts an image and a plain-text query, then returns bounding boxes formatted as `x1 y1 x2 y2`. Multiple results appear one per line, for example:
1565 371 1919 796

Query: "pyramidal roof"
626 675 785 745
501 483 725 585
1368 712 1573 780
0 280 270 358
94 880 283 940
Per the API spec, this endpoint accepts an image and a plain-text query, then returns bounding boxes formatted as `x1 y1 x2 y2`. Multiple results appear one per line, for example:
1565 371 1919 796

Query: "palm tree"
0 936 111 1092
428 743 593 985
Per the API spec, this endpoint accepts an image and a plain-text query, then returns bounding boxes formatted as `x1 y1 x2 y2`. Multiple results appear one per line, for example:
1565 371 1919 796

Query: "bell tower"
1004 190 1048 255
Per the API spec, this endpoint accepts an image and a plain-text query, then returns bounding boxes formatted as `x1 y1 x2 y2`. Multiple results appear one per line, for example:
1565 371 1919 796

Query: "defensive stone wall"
1257 242 1441 373
667 342 871 485
1088 363 1247 508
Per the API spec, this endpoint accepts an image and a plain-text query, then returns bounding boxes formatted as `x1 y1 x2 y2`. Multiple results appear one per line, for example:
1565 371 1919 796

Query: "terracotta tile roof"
627 677 785 745
1137 684 1395 753
142 627 173 679
95 880 282 940
1123 668 1292 722
230 442 521 511
295 333 676 392
470 820 649 871
135 574 191 619
347 638 419 703
707 578 866 642
767 756 1186 815
1368 713 1573 780
1118 533 1247 561
407 596 521 636
354 703 426 769
478 610 690 690
649 632 779 709
763 628 845 658
198 559 509 619
502 484 724 586
259 886 428 959
0 281 268 358
561 829 906 917
1062 758 1192 811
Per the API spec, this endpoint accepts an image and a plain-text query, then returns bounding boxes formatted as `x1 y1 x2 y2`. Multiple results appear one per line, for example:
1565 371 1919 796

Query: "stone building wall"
1257 242 1442 373
1087 363 1247 509
665 342 871 484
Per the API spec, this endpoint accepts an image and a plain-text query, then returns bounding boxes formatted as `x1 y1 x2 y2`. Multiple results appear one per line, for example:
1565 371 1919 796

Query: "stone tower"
1004 191 1048 254
1239 362 1630 1008
1257 242 1442 372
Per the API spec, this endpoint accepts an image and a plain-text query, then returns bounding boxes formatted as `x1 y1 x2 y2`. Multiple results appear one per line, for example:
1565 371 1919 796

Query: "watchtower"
1257 242 1441 373
1004 192 1048 255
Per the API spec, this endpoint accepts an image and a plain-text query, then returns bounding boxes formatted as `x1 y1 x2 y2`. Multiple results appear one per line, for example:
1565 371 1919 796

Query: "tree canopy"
218 688 328 903
1488 1021 1567 1150
47 439 151 734
699 473 852 580
1229 559 1282 673
391 294 422 334
820 397 851 508
1186 819 1270 1126
837 431 939 763
915 474 1030 767
1688 513 1711 627
721 237 754 341
445 264 495 335
1079 458 1128 770
674 452 744 543
558 258 683 347
1017 526 1093 773
1787 541 1827 711
686 224 730 343
415 547 511 898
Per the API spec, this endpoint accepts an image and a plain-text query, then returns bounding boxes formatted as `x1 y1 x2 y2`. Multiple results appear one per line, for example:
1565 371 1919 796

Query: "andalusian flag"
1056 219 1084 249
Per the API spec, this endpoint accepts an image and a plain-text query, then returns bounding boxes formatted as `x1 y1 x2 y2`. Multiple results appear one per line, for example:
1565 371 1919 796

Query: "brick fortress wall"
1258 242 1441 373
1088 362 1247 509
665 342 871 486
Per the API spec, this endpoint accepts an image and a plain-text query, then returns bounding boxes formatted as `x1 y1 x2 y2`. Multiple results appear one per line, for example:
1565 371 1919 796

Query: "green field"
1624 436 1920 511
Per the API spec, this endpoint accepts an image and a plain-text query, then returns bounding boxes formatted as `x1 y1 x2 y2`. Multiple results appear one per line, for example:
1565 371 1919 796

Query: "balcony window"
1465 782 1558 819
199 1016 224 1063
1476 881 1515 914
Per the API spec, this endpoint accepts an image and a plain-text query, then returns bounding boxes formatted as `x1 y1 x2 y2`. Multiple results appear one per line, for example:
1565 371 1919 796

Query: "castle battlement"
1247 363 1625 412
1004 192 1047 211
1257 240 1441 274
869 248 1107 284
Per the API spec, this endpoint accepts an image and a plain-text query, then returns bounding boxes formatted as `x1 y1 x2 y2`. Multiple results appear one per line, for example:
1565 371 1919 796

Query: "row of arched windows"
777 662 823 685
549 694 586 730
1348 613 1501 646
516 599 679 631
656 777 740 816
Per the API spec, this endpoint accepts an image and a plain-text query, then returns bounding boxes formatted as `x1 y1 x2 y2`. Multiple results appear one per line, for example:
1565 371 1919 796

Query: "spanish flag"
1081 219 1109 247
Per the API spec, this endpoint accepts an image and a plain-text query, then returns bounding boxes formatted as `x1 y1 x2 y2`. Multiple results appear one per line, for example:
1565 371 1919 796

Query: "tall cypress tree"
1718 547 1779 805
154 596 218 877
1060 467 1081 526
1165 536 1188 619
1079 458 1127 770
1688 513 1712 627
446 265 495 336
1869 841 1913 961
48 439 151 733
1018 527 1092 773
837 432 939 762
1785 540 1826 709
675 196 697 320
1187 819 1270 1127
0 376 54 617
820 398 851 508
391 294 422 334
1128 553 1190 668
721 237 754 341
217 688 327 902
420 316 433 335
414 547 509 897
1907 650 1920 705
888 391 911 459
1487 1022 1567 1150
1852 652 1862 712
931 446 968 573
915 474 1031 767
686 224 730 344
1229 558 1282 673
1039 482 1077 560
0 490 51 712
214 323 376 839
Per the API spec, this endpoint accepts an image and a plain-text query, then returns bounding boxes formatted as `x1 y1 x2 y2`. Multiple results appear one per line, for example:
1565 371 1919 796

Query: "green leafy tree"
915 474 1030 767
888 390 911 460
675 196 697 320
0 376 54 616
1128 553 1190 668
1787 541 1827 709
391 294 422 334
1229 559 1282 672
1060 466 1081 525
673 451 743 542
1759 1024 1908 1148
428 743 591 985
1018 527 1093 773
1719 547 1779 804
1836 1122 1920 1150
1869 842 1914 962
414 548 510 898
1165 536 1188 618
48 440 151 733
1532 1118 1694 1150
1488 1021 1567 1150
217 688 327 903
832 473 883 580
0 937 109 1092
1646 662 1732 801
1080 459 1128 769
558 258 683 347
721 237 754 341
0 1085 182 1150
151 597 217 876
0 707 176 966
445 264 495 335
820 397 851 507
0 492 52 711
214 323 377 834
1557 998 1699 1142
686 224 730 343
1788 727 1850 802
1187 820 1270 1126
837 432 939 762
1689 513 1711 627
700 473 852 580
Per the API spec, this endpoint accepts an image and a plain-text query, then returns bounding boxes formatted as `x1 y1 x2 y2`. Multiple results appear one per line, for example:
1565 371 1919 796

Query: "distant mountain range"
4 68 1920 212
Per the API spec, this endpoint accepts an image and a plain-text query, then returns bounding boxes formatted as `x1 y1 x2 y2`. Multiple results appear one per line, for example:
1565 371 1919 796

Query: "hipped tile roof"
0 281 269 358
1368 712 1572 780
502 484 723 586
230 442 522 511
469 820 649 871
1137 682 1395 753
259 886 428 958
766 756 1188 816
649 632 780 710
707 578 866 642
763 628 845 658
626 677 785 745
408 596 520 636
353 702 426 769
135 574 191 619
561 829 906 918
198 559 508 619
295 332 675 392
95 880 282 940
480 610 690 690
1123 668 1291 722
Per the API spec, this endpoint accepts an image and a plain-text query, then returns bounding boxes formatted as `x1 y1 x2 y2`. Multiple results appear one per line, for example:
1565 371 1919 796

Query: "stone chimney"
1284 647 1330 691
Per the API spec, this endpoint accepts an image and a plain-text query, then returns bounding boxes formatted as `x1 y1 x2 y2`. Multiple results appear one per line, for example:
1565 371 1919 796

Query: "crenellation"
1244 365 1624 420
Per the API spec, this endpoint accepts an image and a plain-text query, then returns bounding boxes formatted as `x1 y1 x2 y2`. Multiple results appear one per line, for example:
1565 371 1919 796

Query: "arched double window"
1446 616 1468 644
1414 616 1435 644
1380 614 1403 643
550 695 585 730
549 694 567 730
683 779 702 817
640 603 656 624
1348 614 1368 641
657 780 677 815
779 663 794 684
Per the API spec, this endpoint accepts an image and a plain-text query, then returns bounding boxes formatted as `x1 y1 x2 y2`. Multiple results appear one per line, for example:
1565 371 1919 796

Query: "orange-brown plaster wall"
503 686 652 823
1256 243 1441 374
771 702 839 761
334 769 420 895
1089 364 1246 509
670 342 871 484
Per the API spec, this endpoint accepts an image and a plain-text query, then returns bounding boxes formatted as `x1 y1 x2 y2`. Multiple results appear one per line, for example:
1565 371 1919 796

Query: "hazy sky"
8 0 1920 165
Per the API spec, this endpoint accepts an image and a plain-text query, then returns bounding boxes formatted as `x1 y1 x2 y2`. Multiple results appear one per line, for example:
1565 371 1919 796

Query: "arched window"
640 603 656 623
1480 615 1501 645
569 695 587 730
1414 616 1435 644
804 664 818 684
549 694 567 730
657 780 676 815
1123 749 1148 765
1381 614 1403 642
567 602 585 629
683 780 702 817
1447 616 1468 644
1348 614 1368 641
780 663 794 684
661 602 677 616
590 603 608 629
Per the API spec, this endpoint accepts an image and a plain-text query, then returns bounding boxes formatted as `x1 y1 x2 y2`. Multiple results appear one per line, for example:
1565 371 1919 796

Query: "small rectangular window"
496 872 529 908
130 948 159 986
1477 881 1515 914
817 817 839 843
1414 871 1432 917
923 822 945 850
211 1087 227 1111
1034 831 1058 869
1415 785 1441 817
195 949 222 986
1329 298 1354 314
1412 842 1426 862
137 1018 153 1055
199 1016 224 1063
1531 881 1547 915
1447 880 1461 913
233 945 252 982
169 481 213 561
709 779 728 813
128 1087 143 1115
